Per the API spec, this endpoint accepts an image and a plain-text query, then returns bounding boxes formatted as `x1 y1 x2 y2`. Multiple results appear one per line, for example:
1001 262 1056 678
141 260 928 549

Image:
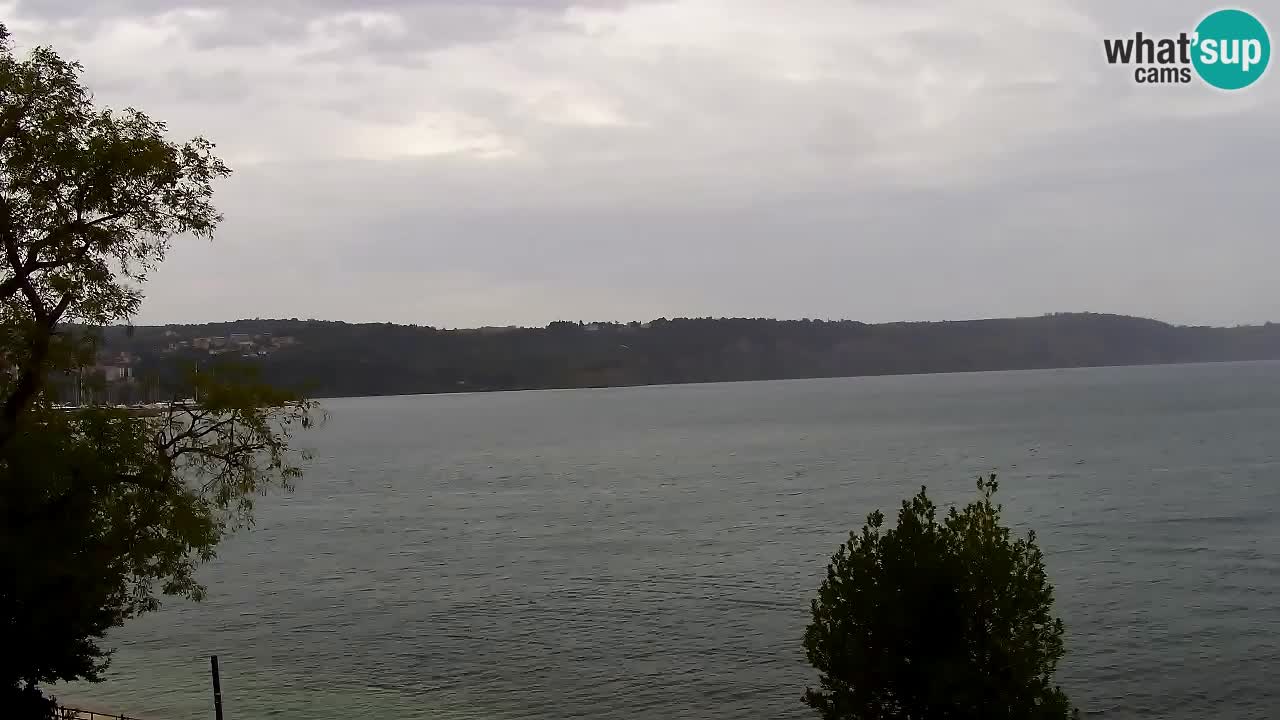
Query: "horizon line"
108 311 1280 331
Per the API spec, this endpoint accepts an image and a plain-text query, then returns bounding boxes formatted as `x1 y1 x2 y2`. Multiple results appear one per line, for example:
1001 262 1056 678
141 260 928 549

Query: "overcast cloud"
5 0 1278 327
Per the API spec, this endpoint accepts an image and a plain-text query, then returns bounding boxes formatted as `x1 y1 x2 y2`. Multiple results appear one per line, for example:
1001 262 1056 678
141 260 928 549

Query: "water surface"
62 362 1280 718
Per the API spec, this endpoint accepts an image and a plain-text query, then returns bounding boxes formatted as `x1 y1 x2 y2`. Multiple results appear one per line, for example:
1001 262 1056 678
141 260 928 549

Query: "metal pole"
210 655 224 720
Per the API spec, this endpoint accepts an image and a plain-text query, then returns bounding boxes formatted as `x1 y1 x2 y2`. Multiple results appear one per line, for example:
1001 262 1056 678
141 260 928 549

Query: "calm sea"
60 362 1280 719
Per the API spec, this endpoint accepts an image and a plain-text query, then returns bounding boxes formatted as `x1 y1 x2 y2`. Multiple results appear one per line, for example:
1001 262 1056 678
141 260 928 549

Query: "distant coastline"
88 312 1280 400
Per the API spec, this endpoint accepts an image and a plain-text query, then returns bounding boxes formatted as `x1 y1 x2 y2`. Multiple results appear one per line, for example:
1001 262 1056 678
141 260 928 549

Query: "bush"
802 475 1077 719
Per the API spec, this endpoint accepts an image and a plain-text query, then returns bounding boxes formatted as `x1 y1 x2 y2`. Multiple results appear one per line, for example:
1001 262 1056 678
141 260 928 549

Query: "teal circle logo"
1192 9 1270 89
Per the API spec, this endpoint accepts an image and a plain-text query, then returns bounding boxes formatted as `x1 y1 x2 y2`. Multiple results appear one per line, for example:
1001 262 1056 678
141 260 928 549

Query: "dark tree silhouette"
0 26 318 715
802 476 1078 720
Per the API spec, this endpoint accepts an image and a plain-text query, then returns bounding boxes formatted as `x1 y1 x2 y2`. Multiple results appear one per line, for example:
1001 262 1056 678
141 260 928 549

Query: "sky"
5 0 1279 328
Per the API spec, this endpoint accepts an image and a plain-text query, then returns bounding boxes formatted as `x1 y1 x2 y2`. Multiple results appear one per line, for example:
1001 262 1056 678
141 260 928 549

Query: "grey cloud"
16 0 626 59
7 0 1279 327
15 0 602 19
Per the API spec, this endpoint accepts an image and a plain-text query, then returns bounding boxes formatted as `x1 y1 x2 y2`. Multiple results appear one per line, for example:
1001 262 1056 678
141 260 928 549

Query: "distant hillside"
91 313 1280 399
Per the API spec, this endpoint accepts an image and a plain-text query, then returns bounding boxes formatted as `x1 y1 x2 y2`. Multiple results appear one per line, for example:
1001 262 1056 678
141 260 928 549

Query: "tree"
802 475 1078 720
0 22 228 448
0 26 319 714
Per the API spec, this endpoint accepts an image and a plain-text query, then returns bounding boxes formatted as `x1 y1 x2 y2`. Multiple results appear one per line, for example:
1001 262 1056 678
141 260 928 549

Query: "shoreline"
55 697 149 720
306 357 1280 402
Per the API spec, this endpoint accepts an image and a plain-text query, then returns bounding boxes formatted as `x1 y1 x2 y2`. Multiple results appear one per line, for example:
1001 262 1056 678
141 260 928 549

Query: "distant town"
159 330 300 356
53 330 301 407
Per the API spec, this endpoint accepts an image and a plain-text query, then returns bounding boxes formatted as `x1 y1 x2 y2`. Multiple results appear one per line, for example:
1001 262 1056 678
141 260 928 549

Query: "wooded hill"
91 312 1280 398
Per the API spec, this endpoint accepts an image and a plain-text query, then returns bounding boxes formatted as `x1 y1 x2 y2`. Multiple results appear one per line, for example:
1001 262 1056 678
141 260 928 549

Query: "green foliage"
1 407 217 690
0 24 229 447
802 476 1078 720
1 387 318 708
158 363 323 522
0 25 316 715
